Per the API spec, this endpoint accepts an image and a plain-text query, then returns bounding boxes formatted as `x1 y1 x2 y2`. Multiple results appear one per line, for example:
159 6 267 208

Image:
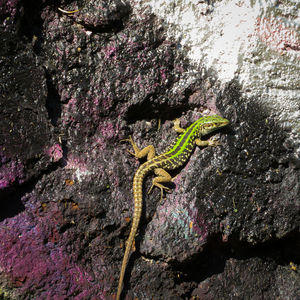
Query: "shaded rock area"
0 1 299 299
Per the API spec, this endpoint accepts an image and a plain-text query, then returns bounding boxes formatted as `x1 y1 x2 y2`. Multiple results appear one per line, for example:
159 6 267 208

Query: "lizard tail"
116 172 143 300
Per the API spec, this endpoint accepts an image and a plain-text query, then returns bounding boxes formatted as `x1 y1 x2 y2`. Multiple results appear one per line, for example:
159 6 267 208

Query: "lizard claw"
126 149 136 157
121 136 139 157
120 135 133 143
148 183 172 202
208 139 221 147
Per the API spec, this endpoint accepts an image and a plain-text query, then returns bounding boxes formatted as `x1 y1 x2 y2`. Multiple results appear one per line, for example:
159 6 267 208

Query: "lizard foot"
148 182 172 201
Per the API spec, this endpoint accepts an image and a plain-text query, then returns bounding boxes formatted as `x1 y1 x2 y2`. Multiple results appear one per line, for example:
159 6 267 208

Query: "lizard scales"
116 115 229 300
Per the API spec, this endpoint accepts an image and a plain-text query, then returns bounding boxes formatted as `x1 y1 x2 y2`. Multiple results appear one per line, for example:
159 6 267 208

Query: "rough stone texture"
0 0 299 299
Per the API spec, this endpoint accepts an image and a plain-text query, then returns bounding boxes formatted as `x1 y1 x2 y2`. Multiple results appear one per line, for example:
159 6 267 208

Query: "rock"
0 0 299 299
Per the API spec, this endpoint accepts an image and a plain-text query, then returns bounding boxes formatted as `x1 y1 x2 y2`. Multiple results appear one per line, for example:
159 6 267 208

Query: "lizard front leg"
173 118 185 133
195 138 220 147
122 135 156 161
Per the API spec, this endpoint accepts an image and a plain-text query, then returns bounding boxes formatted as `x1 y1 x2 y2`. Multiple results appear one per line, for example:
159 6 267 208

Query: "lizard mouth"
221 120 230 127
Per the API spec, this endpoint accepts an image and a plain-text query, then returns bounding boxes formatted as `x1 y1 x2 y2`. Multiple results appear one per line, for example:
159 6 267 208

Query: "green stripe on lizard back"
147 115 229 171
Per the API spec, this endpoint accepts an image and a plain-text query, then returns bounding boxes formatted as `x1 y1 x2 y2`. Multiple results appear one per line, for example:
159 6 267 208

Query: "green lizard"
117 115 229 300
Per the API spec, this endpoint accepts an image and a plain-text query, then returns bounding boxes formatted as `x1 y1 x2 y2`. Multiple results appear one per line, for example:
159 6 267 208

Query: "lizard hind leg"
122 135 156 161
148 168 172 201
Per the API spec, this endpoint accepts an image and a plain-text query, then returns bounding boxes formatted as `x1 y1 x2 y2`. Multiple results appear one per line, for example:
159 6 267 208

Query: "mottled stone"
0 0 299 299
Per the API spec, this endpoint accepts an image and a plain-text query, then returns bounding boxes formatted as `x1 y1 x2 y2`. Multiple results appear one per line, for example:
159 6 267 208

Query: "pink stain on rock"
0 0 19 21
0 204 105 298
256 16 300 58
102 44 117 60
160 67 166 81
45 144 63 162
187 206 208 240
65 154 86 172
65 153 94 182
98 122 116 139
0 158 24 189
61 98 78 125
91 122 117 151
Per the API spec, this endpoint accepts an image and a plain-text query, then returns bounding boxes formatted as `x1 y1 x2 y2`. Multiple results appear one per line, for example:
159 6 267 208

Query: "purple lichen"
0 201 107 298
0 156 24 189
0 0 19 21
45 144 63 162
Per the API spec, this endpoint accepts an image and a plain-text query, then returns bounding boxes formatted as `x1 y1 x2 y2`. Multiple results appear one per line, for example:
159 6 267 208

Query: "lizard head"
197 115 229 136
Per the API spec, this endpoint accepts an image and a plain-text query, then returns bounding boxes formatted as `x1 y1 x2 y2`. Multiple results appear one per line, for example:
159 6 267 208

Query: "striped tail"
116 167 145 300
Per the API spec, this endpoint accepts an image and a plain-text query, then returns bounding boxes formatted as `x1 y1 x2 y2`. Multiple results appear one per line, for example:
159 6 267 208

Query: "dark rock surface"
0 1 299 299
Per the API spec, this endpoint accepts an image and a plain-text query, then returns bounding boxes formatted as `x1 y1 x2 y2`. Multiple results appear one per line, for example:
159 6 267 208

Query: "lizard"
116 115 229 300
